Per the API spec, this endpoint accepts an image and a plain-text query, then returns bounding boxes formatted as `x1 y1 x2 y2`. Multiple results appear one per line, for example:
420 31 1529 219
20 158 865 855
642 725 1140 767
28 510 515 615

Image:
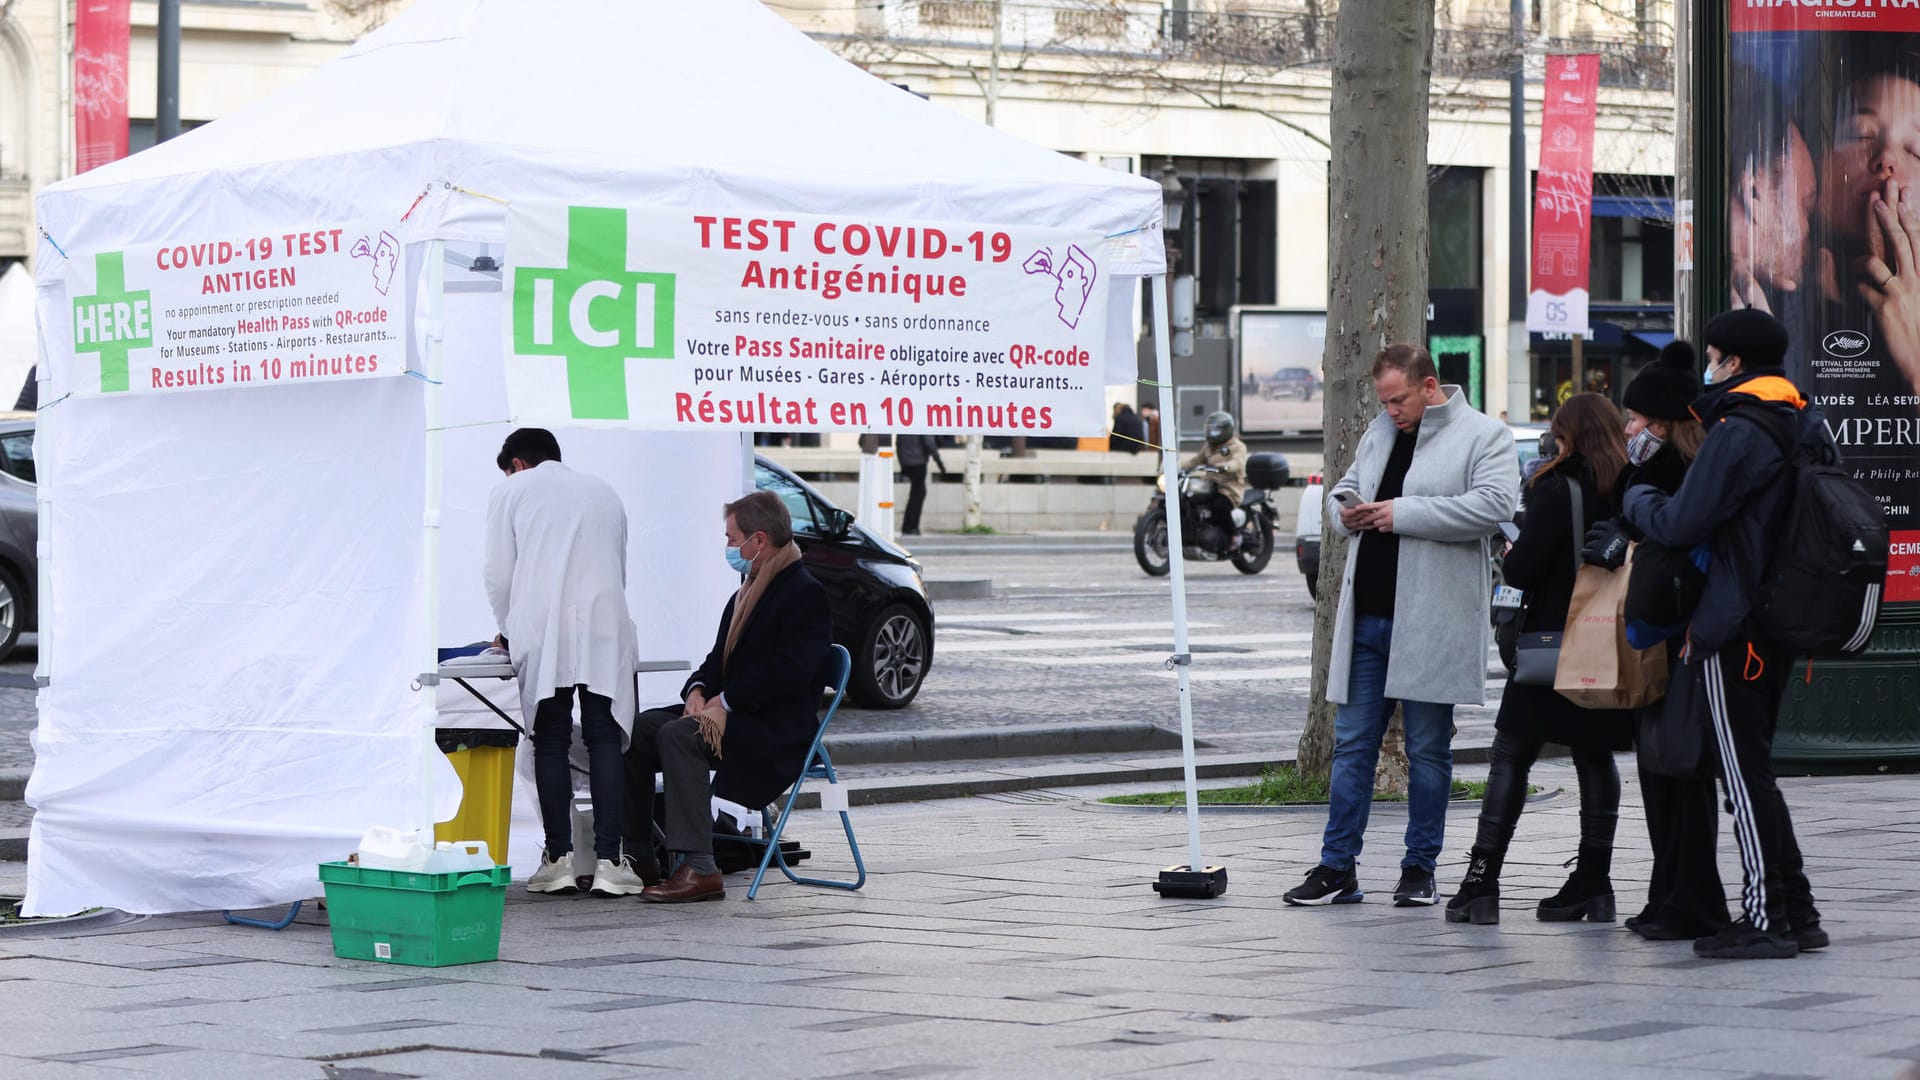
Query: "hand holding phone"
1331 488 1362 510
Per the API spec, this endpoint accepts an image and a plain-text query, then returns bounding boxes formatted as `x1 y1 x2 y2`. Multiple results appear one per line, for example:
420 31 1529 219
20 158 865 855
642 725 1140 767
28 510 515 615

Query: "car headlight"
1156 475 1166 493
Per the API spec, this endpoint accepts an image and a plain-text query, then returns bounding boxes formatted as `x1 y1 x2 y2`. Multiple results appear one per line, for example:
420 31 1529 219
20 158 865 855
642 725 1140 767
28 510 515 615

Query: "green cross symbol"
71 251 153 394
512 205 676 420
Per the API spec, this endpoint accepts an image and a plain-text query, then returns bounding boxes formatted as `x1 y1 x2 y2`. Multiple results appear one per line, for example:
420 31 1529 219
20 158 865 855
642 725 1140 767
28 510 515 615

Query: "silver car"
0 412 34 658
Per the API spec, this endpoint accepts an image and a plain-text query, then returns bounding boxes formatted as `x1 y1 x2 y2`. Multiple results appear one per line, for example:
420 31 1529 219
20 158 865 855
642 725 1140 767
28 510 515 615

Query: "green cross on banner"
71 251 153 394
512 205 676 420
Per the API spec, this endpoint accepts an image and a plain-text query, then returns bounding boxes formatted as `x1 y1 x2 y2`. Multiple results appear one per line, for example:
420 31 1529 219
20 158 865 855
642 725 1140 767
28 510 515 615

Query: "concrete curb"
825 722 1189 765
0 771 25 802
788 740 1564 810
0 830 23 861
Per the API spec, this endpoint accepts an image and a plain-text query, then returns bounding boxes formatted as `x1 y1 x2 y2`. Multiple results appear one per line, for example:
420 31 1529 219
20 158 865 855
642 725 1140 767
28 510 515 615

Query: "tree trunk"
1296 0 1434 782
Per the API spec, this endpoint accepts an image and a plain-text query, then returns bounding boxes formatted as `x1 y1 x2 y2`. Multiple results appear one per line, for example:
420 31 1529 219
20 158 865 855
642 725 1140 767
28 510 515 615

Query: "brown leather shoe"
640 864 724 903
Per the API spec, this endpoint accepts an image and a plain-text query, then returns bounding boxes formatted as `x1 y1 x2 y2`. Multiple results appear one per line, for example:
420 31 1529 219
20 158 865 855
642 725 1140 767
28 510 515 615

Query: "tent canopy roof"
37 0 1164 273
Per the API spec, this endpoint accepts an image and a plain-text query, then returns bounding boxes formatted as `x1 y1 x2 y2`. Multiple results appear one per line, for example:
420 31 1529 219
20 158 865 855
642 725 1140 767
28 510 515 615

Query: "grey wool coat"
1325 385 1519 706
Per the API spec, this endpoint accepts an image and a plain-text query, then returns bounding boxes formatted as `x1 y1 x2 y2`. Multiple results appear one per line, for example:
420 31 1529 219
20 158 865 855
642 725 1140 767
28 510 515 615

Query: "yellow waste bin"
434 728 519 865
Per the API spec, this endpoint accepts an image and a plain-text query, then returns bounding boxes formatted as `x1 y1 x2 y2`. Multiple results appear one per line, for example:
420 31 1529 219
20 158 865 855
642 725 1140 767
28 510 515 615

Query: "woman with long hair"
1447 392 1635 925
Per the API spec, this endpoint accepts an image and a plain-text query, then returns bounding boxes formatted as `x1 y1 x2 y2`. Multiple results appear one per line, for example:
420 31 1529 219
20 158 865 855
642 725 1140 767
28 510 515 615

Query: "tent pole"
419 240 447 835
1147 272 1222 899
33 320 51 690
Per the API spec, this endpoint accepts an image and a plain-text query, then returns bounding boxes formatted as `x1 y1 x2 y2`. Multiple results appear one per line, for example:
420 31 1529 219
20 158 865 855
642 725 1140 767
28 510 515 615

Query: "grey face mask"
1626 428 1664 466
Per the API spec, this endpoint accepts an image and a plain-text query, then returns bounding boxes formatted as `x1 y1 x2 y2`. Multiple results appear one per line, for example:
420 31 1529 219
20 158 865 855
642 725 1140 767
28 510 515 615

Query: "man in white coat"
1284 344 1519 909
485 428 645 897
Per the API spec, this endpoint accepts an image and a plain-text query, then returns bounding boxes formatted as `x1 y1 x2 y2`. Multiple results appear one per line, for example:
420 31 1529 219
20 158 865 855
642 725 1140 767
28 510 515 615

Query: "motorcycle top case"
1245 453 1290 491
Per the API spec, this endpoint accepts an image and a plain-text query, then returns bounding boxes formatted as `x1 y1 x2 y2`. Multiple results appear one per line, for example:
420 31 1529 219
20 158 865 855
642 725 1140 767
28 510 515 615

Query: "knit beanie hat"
1702 308 1788 370
1623 340 1701 421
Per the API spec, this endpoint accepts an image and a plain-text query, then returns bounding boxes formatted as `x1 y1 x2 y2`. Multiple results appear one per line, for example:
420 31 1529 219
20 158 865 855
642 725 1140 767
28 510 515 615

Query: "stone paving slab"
2 761 1918 1078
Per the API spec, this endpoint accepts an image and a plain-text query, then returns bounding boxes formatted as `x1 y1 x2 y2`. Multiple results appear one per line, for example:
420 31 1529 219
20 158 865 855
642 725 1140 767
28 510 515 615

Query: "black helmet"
1204 410 1236 445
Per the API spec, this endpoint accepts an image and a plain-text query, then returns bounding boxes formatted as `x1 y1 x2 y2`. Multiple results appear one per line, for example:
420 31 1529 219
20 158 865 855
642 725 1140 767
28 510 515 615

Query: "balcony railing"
866 3 1673 92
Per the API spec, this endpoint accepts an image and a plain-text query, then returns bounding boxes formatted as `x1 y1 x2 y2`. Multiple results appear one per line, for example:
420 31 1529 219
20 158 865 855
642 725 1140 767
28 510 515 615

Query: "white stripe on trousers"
1703 652 1770 930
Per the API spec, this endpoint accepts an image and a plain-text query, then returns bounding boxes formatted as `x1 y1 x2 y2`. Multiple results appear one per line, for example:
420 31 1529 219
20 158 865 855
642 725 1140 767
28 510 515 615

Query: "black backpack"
1737 408 1887 657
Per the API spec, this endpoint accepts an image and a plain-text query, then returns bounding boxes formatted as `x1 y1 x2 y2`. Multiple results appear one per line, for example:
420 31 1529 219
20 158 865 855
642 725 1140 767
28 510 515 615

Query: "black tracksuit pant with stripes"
1671 628 1816 933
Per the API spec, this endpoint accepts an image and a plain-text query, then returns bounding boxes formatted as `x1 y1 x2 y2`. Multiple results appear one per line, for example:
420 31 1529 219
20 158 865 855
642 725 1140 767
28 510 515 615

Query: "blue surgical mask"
1703 359 1723 387
725 546 752 575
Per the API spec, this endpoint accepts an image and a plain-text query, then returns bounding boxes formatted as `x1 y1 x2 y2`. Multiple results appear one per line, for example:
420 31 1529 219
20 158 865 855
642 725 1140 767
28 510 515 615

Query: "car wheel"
0 567 22 661
1305 572 1319 600
850 604 928 709
1133 509 1171 577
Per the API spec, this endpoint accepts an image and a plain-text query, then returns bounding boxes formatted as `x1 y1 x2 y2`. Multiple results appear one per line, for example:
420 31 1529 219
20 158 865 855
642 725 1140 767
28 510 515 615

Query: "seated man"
624 490 831 902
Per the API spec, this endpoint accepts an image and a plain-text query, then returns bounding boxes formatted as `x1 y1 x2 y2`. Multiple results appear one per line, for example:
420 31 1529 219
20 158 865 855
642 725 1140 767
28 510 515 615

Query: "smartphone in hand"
1331 488 1362 510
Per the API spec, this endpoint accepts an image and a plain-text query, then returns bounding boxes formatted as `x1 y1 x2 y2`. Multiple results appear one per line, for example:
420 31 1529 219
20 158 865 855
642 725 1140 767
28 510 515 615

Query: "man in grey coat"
1285 344 1519 908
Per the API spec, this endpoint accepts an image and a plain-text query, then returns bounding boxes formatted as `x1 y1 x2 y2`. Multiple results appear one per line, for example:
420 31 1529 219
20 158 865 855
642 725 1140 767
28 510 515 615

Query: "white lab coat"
484 460 639 742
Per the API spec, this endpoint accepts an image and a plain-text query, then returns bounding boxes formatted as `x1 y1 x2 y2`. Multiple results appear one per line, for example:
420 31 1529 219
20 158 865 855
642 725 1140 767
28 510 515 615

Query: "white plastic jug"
424 840 494 873
356 825 433 871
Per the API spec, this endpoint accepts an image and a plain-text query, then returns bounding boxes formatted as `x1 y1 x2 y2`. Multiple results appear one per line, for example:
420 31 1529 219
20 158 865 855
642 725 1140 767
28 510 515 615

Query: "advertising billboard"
1233 307 1325 435
1729 18 1920 599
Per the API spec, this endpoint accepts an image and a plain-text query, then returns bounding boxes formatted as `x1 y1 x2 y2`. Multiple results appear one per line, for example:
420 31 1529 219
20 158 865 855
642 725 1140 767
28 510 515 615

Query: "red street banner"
1525 53 1599 336
73 0 131 173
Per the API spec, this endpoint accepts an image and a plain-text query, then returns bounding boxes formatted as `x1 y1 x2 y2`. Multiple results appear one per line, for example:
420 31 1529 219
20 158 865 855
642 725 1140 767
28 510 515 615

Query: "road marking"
1004 647 1313 667
936 633 1314 654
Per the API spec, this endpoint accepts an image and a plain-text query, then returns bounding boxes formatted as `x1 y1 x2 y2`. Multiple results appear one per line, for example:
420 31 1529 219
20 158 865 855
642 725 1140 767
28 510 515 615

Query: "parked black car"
0 413 34 658
754 455 934 708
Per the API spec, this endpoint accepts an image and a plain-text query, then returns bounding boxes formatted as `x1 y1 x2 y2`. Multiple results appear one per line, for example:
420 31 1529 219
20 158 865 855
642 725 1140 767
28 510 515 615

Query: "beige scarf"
692 540 803 758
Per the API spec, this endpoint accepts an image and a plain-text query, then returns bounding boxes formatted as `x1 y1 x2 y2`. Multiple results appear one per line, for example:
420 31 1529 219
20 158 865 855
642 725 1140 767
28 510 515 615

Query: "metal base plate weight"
1152 864 1228 899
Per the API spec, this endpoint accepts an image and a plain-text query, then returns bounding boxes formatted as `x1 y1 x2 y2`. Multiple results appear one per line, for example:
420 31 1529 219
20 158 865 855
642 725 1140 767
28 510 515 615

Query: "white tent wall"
23 368 436 916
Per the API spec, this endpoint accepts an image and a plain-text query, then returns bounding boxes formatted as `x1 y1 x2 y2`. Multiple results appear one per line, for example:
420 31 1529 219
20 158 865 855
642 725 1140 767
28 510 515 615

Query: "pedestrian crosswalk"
937 610 1508 691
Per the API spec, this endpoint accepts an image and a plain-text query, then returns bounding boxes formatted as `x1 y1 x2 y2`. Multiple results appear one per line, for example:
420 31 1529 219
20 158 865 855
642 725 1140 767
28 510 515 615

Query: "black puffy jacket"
1623 371 1837 657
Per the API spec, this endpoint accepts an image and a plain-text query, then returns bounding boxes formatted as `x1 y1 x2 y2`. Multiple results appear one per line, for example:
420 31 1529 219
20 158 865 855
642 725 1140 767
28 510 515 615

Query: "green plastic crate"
317 860 511 967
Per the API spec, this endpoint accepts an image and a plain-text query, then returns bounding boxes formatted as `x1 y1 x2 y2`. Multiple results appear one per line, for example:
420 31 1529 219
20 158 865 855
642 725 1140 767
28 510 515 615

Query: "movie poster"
1730 15 1920 600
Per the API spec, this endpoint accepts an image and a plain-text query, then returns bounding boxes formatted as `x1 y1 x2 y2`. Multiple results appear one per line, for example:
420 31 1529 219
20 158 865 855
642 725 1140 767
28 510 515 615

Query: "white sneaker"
526 850 579 894
589 857 649 897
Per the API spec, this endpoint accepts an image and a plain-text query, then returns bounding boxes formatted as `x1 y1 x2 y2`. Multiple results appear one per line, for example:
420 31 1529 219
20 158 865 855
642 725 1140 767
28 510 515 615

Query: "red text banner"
62 223 409 398
1526 54 1600 336
503 203 1112 435
73 0 131 173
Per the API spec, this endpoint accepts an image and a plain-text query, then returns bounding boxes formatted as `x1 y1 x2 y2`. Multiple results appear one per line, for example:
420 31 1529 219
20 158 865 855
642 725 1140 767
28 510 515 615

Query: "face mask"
1626 428 1664 466
1703 359 1724 387
725 545 752 575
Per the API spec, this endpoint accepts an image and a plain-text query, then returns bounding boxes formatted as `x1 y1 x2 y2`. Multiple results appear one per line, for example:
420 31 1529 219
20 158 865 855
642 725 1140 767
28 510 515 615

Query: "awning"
1628 330 1676 350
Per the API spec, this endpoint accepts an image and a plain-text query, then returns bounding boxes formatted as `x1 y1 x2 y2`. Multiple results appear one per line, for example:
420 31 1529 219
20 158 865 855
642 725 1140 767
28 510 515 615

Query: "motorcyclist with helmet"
1184 410 1249 551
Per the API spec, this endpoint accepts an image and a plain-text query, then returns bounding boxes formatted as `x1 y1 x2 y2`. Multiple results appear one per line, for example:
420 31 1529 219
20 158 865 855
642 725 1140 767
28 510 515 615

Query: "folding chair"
733 643 866 900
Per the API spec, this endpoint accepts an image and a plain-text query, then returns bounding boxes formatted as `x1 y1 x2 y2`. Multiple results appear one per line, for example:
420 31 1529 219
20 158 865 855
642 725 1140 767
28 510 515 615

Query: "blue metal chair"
735 643 866 901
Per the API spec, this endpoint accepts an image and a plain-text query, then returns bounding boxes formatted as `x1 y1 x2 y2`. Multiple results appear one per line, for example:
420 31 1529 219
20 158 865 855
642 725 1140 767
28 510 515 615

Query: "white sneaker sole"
526 875 580 895
1284 890 1364 907
588 878 647 897
1394 894 1438 906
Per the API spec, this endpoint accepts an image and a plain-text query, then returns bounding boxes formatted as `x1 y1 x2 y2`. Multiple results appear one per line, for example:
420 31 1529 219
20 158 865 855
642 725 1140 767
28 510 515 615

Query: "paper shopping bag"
1554 547 1669 710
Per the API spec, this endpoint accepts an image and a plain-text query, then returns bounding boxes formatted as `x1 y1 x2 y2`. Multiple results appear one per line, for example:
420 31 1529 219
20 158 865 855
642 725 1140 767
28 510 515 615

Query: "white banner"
62 222 408 398
503 202 1112 435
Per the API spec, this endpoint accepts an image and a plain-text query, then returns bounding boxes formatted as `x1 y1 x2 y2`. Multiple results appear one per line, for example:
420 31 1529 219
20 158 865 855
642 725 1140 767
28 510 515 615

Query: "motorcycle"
1134 453 1289 576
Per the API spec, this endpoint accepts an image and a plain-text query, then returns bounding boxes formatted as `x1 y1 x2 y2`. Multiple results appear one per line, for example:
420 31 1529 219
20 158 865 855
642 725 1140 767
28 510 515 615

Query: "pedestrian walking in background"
1110 401 1147 453
1582 341 1730 943
1284 344 1519 909
896 435 945 536
1447 393 1633 926
1623 309 1831 959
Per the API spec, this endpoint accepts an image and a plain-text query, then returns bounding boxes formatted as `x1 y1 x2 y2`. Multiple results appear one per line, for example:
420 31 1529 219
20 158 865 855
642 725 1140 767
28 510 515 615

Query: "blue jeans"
532 685 626 862
1320 614 1456 873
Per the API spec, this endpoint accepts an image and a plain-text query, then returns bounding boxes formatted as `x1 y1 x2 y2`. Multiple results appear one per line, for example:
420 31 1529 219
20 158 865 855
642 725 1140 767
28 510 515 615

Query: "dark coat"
896 435 943 470
1623 372 1834 655
1111 406 1146 453
684 561 833 807
1499 456 1633 750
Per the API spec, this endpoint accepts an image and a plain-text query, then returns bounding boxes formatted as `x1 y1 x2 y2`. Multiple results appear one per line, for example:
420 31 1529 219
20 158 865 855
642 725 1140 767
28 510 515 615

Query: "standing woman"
1583 342 1730 941
1448 393 1634 925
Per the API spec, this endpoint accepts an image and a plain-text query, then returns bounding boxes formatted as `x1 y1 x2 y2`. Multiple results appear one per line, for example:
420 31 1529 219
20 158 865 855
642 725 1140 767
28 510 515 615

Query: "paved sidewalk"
6 762 1920 1079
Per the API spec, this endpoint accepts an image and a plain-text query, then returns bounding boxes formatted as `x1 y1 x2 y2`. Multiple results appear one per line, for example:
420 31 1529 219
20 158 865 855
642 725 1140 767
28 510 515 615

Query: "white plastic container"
356 825 433 871
424 840 493 874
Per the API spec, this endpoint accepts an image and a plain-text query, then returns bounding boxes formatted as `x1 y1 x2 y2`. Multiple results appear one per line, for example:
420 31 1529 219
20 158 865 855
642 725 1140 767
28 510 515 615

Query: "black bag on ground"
1736 410 1888 657
1639 654 1716 779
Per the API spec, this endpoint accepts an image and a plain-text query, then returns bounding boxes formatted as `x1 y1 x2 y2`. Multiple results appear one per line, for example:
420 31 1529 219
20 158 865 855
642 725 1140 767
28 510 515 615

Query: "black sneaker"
1692 918 1799 959
1283 864 1363 906
1790 918 1830 952
1392 866 1437 907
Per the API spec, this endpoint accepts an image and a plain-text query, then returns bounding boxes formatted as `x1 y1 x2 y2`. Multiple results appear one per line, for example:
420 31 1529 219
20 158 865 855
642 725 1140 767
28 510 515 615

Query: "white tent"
25 0 1168 916
0 263 33 406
